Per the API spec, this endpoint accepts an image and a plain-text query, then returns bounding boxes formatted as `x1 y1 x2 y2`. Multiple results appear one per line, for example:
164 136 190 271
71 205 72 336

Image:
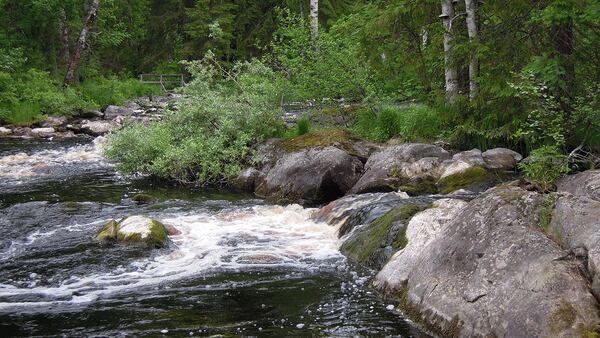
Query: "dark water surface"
0 137 428 337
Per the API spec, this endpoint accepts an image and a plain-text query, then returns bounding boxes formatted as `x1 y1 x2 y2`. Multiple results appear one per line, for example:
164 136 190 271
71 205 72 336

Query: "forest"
1 0 599 186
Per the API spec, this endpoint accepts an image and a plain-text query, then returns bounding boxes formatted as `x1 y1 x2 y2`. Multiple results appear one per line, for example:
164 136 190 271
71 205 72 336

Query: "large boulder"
255 146 363 205
81 120 113 135
95 216 169 248
549 193 600 299
374 186 599 337
349 143 451 194
557 169 600 202
482 148 523 170
41 116 68 128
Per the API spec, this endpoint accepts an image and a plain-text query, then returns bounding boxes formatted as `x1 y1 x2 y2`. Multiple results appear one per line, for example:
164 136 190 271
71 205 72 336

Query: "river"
0 137 427 337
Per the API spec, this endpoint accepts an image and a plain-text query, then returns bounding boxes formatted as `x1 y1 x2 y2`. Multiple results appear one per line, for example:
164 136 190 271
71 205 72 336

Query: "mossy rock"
399 177 439 196
131 193 157 204
280 129 357 152
117 216 168 248
340 204 428 269
95 216 168 248
95 220 119 242
437 166 490 194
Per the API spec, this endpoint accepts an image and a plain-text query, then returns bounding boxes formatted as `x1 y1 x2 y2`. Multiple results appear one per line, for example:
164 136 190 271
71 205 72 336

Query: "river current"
0 137 427 337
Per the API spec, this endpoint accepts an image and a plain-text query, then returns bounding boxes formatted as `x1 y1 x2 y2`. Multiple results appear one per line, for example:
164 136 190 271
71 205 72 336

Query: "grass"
350 103 445 142
0 101 45 126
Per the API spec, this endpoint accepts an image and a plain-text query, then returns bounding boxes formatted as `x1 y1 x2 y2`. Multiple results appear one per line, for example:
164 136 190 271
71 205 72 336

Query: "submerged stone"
131 193 157 205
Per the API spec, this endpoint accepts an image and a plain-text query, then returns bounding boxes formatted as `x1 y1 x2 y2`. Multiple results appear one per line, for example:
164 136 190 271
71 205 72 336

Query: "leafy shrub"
518 146 569 191
105 54 285 184
271 9 375 101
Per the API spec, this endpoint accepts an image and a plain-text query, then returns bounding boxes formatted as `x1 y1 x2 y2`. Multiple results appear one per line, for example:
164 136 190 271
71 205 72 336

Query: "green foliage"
0 101 44 126
296 115 311 136
518 146 570 192
78 77 161 108
271 9 375 100
105 54 285 184
351 104 444 142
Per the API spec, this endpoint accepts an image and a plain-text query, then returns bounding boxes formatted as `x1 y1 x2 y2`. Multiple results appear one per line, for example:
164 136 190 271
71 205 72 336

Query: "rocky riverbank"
232 130 600 337
0 95 177 139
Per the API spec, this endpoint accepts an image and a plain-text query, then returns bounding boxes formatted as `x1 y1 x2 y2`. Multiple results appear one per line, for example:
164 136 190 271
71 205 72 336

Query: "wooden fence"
139 74 184 93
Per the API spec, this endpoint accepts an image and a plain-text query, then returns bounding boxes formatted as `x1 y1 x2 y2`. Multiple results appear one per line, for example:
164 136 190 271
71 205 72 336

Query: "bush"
350 104 444 142
105 54 285 184
518 146 569 191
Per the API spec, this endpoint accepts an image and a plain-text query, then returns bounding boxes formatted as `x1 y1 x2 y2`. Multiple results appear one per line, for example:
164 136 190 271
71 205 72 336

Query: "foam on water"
0 204 344 313
0 137 109 186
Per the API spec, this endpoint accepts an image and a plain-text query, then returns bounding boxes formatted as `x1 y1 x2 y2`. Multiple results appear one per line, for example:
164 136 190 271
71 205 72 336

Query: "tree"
310 0 319 47
440 0 459 101
64 0 100 85
464 0 479 100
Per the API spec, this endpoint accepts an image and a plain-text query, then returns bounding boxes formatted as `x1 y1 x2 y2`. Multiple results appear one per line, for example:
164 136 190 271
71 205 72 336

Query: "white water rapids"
0 138 345 313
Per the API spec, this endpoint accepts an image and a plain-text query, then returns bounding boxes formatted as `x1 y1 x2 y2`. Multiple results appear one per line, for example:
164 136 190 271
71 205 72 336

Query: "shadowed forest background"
1 0 599 186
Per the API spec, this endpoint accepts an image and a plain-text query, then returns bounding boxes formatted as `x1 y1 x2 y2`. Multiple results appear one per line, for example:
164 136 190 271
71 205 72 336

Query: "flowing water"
0 137 428 337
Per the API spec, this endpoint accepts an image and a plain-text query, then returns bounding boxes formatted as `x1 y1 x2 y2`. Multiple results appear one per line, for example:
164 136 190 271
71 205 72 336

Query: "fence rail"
139 74 184 93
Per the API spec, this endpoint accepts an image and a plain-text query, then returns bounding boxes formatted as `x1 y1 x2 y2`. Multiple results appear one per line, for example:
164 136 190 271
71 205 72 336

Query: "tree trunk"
58 8 71 65
553 20 575 112
464 0 479 100
441 0 459 102
310 0 319 49
64 0 100 85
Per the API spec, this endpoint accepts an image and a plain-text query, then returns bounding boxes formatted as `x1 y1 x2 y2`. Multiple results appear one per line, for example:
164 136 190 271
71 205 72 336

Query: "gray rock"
11 127 32 137
79 110 104 119
0 126 12 136
30 127 56 138
349 143 451 194
256 146 363 205
81 121 113 135
231 167 263 192
374 186 599 337
557 169 600 202
41 116 68 128
482 148 523 170
313 192 415 237
549 192 600 299
103 105 135 120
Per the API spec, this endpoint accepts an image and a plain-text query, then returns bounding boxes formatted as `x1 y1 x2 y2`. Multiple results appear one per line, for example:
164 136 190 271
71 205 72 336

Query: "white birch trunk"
465 0 479 100
310 0 319 48
441 0 459 101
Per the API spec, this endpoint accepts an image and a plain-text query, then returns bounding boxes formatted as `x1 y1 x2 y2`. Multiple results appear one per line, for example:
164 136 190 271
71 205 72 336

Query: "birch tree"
464 0 479 100
440 0 458 101
310 0 319 48
64 0 100 85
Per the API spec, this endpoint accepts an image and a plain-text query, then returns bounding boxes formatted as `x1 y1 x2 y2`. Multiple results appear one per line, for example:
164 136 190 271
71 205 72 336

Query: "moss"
549 300 577 335
340 204 427 267
399 177 439 196
95 220 119 242
115 218 168 248
280 128 356 152
131 193 156 204
538 193 556 233
437 166 490 194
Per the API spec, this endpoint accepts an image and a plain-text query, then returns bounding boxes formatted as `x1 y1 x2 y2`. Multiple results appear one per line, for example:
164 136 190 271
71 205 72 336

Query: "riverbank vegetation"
2 0 599 185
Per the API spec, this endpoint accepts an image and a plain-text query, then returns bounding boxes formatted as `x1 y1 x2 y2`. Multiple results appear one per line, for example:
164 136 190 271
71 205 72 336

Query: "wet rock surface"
371 186 600 337
96 215 169 248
